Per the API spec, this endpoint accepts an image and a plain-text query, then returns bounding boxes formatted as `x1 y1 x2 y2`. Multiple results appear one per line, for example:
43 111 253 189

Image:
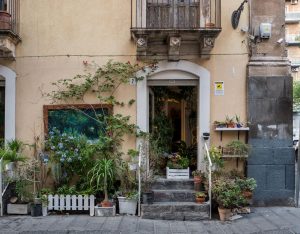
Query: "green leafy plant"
0 139 26 163
195 192 206 198
88 159 114 203
212 178 247 209
207 146 224 169
192 170 204 177
236 178 257 192
224 140 250 156
167 153 189 169
56 185 77 195
127 149 139 161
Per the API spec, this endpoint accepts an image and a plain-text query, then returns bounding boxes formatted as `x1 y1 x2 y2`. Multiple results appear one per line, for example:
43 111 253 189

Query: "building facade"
0 0 294 205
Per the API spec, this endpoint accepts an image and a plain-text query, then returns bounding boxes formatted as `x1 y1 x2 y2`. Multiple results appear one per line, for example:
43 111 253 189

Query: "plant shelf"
214 127 249 141
222 154 248 158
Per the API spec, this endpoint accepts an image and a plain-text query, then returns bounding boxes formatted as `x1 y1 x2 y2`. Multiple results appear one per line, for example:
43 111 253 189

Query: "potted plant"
236 178 257 200
235 115 243 128
40 188 51 216
195 192 206 204
214 121 226 128
192 170 204 191
223 140 250 156
225 115 235 128
166 153 189 179
0 139 26 175
212 179 246 221
118 162 138 215
141 169 154 204
207 146 224 170
88 159 114 207
127 149 139 171
118 191 138 215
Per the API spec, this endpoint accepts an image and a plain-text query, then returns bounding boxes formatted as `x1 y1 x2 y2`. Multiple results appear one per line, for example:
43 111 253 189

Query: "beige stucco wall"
10 0 249 165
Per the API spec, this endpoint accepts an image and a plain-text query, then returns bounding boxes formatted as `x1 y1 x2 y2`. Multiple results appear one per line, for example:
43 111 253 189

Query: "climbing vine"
44 60 156 190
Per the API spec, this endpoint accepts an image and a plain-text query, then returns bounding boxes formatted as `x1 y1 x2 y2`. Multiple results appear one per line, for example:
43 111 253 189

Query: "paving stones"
0 207 299 234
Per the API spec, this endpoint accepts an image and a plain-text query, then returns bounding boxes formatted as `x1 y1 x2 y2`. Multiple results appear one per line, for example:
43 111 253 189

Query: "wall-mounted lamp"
203 132 210 141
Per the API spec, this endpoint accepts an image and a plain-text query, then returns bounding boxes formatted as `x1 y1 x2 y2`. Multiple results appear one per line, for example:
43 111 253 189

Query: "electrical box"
259 23 272 39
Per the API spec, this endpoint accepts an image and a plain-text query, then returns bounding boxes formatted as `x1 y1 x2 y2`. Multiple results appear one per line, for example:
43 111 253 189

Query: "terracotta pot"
193 176 202 184
218 207 231 221
242 190 253 199
226 123 235 128
195 197 205 204
205 22 215 28
101 200 112 208
0 11 11 30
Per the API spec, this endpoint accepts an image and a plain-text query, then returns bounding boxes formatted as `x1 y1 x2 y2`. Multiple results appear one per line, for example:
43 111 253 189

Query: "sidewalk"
0 207 299 234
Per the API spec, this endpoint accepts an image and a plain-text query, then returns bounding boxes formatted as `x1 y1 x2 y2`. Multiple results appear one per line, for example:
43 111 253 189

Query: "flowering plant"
45 128 94 184
166 153 189 169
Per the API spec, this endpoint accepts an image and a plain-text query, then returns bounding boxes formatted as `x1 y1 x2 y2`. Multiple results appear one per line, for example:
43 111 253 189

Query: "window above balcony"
131 0 222 60
0 0 20 60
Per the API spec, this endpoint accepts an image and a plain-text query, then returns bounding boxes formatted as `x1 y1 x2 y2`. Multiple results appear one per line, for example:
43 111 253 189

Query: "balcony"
131 0 221 60
285 12 300 23
0 0 20 60
286 34 300 46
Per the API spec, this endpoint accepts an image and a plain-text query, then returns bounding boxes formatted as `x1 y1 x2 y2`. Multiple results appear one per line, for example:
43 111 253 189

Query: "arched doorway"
0 65 16 142
137 61 210 170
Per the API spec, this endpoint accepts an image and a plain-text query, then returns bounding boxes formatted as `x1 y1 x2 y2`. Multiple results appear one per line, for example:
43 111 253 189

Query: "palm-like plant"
88 159 114 205
0 139 26 163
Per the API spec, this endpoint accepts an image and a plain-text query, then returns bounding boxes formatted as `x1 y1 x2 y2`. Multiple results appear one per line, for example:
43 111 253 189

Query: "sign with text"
214 81 224 96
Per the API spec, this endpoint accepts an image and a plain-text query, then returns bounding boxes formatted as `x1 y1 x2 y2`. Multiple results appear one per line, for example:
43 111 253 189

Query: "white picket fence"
48 194 95 216
166 167 190 179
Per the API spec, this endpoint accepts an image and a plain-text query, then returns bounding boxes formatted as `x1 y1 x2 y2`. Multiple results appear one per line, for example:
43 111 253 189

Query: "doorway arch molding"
137 60 210 170
0 65 16 142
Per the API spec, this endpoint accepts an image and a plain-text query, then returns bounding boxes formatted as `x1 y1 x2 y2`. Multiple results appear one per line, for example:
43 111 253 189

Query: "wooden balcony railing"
131 0 221 29
0 0 19 35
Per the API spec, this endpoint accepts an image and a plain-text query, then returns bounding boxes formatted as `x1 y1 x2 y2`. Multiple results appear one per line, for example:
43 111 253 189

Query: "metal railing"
0 157 9 216
0 0 20 35
204 141 212 219
286 12 300 23
0 157 2 216
131 0 221 29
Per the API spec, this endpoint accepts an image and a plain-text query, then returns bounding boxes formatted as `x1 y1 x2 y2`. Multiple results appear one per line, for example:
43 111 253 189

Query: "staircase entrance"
137 61 211 171
136 61 211 220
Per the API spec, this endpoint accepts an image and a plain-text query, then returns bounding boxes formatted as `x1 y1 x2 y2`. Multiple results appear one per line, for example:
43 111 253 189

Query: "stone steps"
141 178 210 221
141 202 210 221
151 178 194 190
153 189 196 202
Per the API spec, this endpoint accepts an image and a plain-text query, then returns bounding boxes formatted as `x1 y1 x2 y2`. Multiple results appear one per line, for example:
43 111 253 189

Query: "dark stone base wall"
247 75 295 206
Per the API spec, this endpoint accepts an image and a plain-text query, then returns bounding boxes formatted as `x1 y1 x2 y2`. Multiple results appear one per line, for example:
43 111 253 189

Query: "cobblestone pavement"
0 207 300 234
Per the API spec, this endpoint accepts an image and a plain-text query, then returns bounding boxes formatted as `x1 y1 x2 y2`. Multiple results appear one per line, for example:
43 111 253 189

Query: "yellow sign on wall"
214 81 224 96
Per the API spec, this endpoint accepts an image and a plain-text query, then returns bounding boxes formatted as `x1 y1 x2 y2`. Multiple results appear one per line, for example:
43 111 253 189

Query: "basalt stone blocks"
247 74 295 206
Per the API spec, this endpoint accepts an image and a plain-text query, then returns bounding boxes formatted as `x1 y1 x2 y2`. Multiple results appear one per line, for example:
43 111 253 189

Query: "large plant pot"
118 196 137 215
195 197 205 204
218 207 231 221
31 204 42 217
5 162 15 171
0 11 11 30
7 203 30 215
242 190 253 200
166 167 189 179
42 206 48 216
95 205 116 217
142 191 154 204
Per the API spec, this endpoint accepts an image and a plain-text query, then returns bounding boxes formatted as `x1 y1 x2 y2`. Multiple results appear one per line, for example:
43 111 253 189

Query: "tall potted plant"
118 162 138 215
0 139 26 175
212 179 246 221
88 159 114 207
